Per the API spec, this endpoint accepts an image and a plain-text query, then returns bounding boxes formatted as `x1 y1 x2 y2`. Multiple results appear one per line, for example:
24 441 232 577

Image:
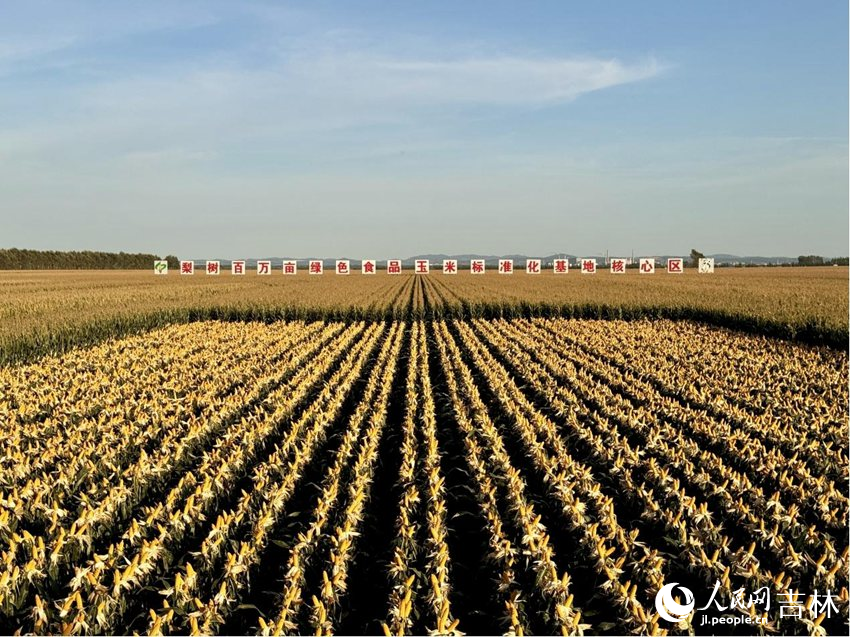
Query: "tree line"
1 248 845 270
797 255 849 266
0 249 179 270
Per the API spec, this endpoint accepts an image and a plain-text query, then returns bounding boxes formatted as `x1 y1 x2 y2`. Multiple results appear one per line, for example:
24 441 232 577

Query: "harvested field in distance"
0 318 846 636
0 267 846 364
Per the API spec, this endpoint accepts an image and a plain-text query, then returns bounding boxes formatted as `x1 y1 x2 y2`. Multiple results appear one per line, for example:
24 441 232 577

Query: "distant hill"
408 253 801 266
180 254 837 268
707 254 797 265
409 253 800 265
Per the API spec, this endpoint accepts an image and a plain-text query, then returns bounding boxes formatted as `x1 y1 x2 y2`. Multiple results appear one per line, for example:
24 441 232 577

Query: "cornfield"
0 277 847 635
0 268 846 365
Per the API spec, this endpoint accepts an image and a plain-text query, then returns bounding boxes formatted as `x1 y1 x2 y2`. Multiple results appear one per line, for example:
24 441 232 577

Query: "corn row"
0 323 342 620
383 322 424 636
558 319 846 454
535 319 848 516
473 318 815 633
428 323 526 636
433 321 586 636
192 323 378 575
417 323 459 636
2 327 213 489
0 322 310 531
517 318 843 577
308 323 407 635
44 322 338 554
185 322 397 635
38 323 372 634
248 322 403 635
473 320 780 619
145 323 385 630
0 321 217 425
7 323 326 537
130 321 382 634
448 320 660 634
491 318 850 632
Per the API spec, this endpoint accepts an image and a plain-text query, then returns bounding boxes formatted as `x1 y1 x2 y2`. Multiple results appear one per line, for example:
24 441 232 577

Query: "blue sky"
1 1 847 258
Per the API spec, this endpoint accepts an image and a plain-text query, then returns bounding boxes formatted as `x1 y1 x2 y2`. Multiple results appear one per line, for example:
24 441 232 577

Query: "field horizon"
0 267 846 367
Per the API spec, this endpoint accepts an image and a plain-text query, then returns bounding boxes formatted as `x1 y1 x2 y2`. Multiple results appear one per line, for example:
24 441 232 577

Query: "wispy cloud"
0 34 84 78
285 52 665 106
0 35 78 63
73 48 666 115
0 33 667 165
0 2 220 77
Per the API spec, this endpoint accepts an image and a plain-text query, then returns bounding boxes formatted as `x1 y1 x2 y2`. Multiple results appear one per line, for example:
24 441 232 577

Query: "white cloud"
0 35 78 63
72 49 664 115
286 52 665 106
0 39 667 167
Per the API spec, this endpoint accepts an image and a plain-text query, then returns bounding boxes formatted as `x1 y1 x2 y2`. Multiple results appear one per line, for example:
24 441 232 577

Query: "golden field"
0 266 847 635
0 267 846 364
0 318 846 635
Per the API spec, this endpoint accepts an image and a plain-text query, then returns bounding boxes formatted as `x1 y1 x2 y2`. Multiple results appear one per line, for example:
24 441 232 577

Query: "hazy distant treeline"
0 248 179 270
797 255 849 266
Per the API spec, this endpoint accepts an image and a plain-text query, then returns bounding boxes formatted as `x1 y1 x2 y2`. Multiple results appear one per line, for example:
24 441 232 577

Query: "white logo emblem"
655 583 695 623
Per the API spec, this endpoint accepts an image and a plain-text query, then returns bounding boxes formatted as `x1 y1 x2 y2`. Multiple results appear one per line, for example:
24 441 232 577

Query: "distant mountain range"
191 254 801 266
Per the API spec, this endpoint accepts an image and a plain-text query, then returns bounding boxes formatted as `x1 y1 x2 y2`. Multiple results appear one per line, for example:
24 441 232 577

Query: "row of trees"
1 248 845 270
798 255 849 266
0 249 179 270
